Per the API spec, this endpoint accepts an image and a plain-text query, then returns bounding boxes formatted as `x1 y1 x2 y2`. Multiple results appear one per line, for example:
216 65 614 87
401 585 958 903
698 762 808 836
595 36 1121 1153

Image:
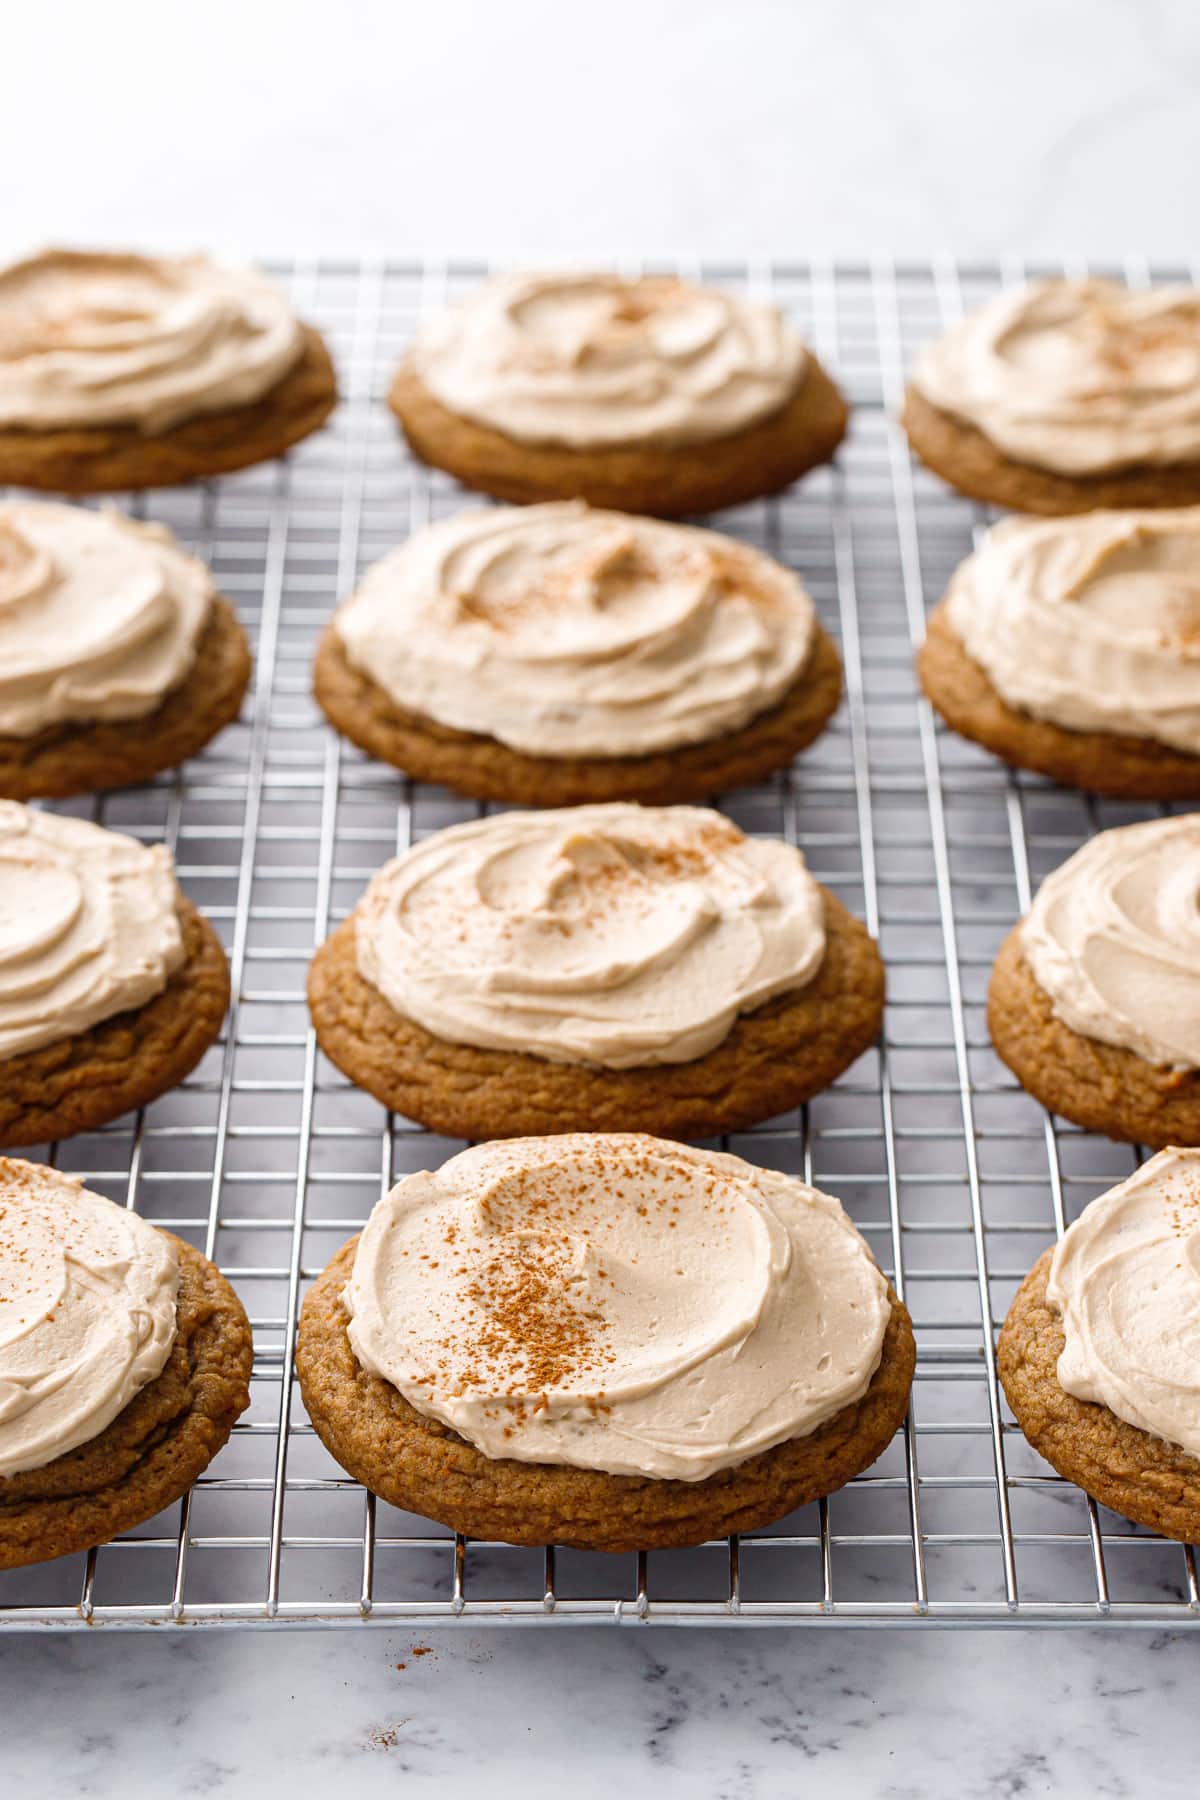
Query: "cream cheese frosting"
344 1133 891 1482
911 278 1200 475
0 802 185 1061
334 502 816 758
1047 1147 1200 1460
1020 815 1200 1069
354 804 826 1070
409 271 810 449
0 501 214 737
0 250 304 434
946 509 1200 754
0 1157 178 1478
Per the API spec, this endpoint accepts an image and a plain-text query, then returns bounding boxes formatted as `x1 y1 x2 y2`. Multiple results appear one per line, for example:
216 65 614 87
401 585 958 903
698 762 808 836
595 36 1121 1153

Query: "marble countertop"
4 1 1200 1793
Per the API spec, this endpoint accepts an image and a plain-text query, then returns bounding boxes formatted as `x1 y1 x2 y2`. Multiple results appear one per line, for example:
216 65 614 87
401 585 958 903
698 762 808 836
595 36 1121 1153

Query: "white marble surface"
4 2 1200 1793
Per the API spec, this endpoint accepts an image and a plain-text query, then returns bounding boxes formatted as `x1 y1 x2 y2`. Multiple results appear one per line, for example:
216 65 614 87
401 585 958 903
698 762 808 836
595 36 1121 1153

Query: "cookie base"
0 327 337 493
918 601 1200 799
0 597 251 799
0 1236 252 1569
308 888 883 1141
389 358 849 517
0 900 230 1149
314 620 843 805
999 1248 1200 1543
297 1237 914 1553
902 386 1200 515
987 927 1200 1148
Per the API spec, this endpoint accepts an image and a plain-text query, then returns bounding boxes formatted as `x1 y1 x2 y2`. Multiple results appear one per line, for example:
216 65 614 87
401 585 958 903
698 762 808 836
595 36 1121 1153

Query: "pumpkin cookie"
0 1160 252 1570
389 271 847 515
309 804 883 1141
0 501 250 798
0 805 230 1148
917 508 1200 799
296 1137 915 1552
903 278 1200 513
0 250 336 491
998 1150 1200 1543
314 502 841 803
988 818 1200 1147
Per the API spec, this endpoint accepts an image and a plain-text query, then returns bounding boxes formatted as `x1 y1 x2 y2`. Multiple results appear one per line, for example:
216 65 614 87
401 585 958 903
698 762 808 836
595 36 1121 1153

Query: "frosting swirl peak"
0 1158 178 1478
0 501 214 737
344 1134 891 1481
334 503 816 758
0 250 304 434
912 278 1200 475
1021 815 1200 1069
354 804 826 1069
946 509 1200 755
410 271 810 448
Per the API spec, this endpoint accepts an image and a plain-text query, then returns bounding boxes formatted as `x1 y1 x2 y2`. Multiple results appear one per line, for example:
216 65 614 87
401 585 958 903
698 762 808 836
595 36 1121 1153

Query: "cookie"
999 1246 1200 1543
0 1235 252 1570
0 899 230 1149
391 355 848 518
918 600 1200 799
0 597 251 799
987 926 1200 1148
308 887 883 1141
902 386 1200 516
314 616 843 804
0 328 337 494
296 1234 914 1553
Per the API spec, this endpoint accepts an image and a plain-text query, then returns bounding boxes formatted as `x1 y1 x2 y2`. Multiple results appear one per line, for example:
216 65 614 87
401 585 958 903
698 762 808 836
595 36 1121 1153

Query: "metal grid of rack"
2 255 1198 1631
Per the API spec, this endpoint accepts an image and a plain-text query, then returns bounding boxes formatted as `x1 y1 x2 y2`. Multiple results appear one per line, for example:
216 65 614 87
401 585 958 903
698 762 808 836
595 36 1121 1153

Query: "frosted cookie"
0 250 336 491
988 817 1200 1146
314 502 842 803
999 1148 1200 1542
307 803 884 1140
918 509 1200 798
903 278 1200 513
0 501 250 797
0 1159 251 1569
296 1134 915 1551
389 271 847 515
0 804 230 1147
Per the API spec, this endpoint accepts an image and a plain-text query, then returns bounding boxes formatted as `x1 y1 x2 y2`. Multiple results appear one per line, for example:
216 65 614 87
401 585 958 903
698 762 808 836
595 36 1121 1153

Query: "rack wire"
2 255 1198 1631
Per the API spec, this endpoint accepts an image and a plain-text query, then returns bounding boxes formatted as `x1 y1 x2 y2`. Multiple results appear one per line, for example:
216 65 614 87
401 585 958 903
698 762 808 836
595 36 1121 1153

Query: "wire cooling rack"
2 255 1198 1632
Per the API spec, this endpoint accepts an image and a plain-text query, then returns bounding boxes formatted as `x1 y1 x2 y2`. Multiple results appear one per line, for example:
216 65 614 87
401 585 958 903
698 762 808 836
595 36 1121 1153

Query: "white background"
3 3 1200 1794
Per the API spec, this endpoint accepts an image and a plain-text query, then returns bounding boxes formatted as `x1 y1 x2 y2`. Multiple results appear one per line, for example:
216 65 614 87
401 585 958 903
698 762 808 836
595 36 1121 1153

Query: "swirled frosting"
354 804 826 1070
946 509 1200 754
334 502 816 757
0 502 214 737
0 250 304 434
1021 816 1200 1069
1047 1147 1200 1459
344 1134 891 1481
0 802 185 1061
911 278 1200 475
0 1157 178 1478
409 271 810 448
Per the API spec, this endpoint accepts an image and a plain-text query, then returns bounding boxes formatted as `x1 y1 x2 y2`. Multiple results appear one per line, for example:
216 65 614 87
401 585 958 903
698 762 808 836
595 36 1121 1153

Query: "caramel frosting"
0 803 185 1061
0 250 304 434
1021 816 1200 1069
345 1134 891 1481
334 502 816 758
409 270 810 449
945 509 1200 754
0 1158 178 1478
0 501 215 737
354 804 826 1070
1048 1147 1200 1459
911 278 1200 475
